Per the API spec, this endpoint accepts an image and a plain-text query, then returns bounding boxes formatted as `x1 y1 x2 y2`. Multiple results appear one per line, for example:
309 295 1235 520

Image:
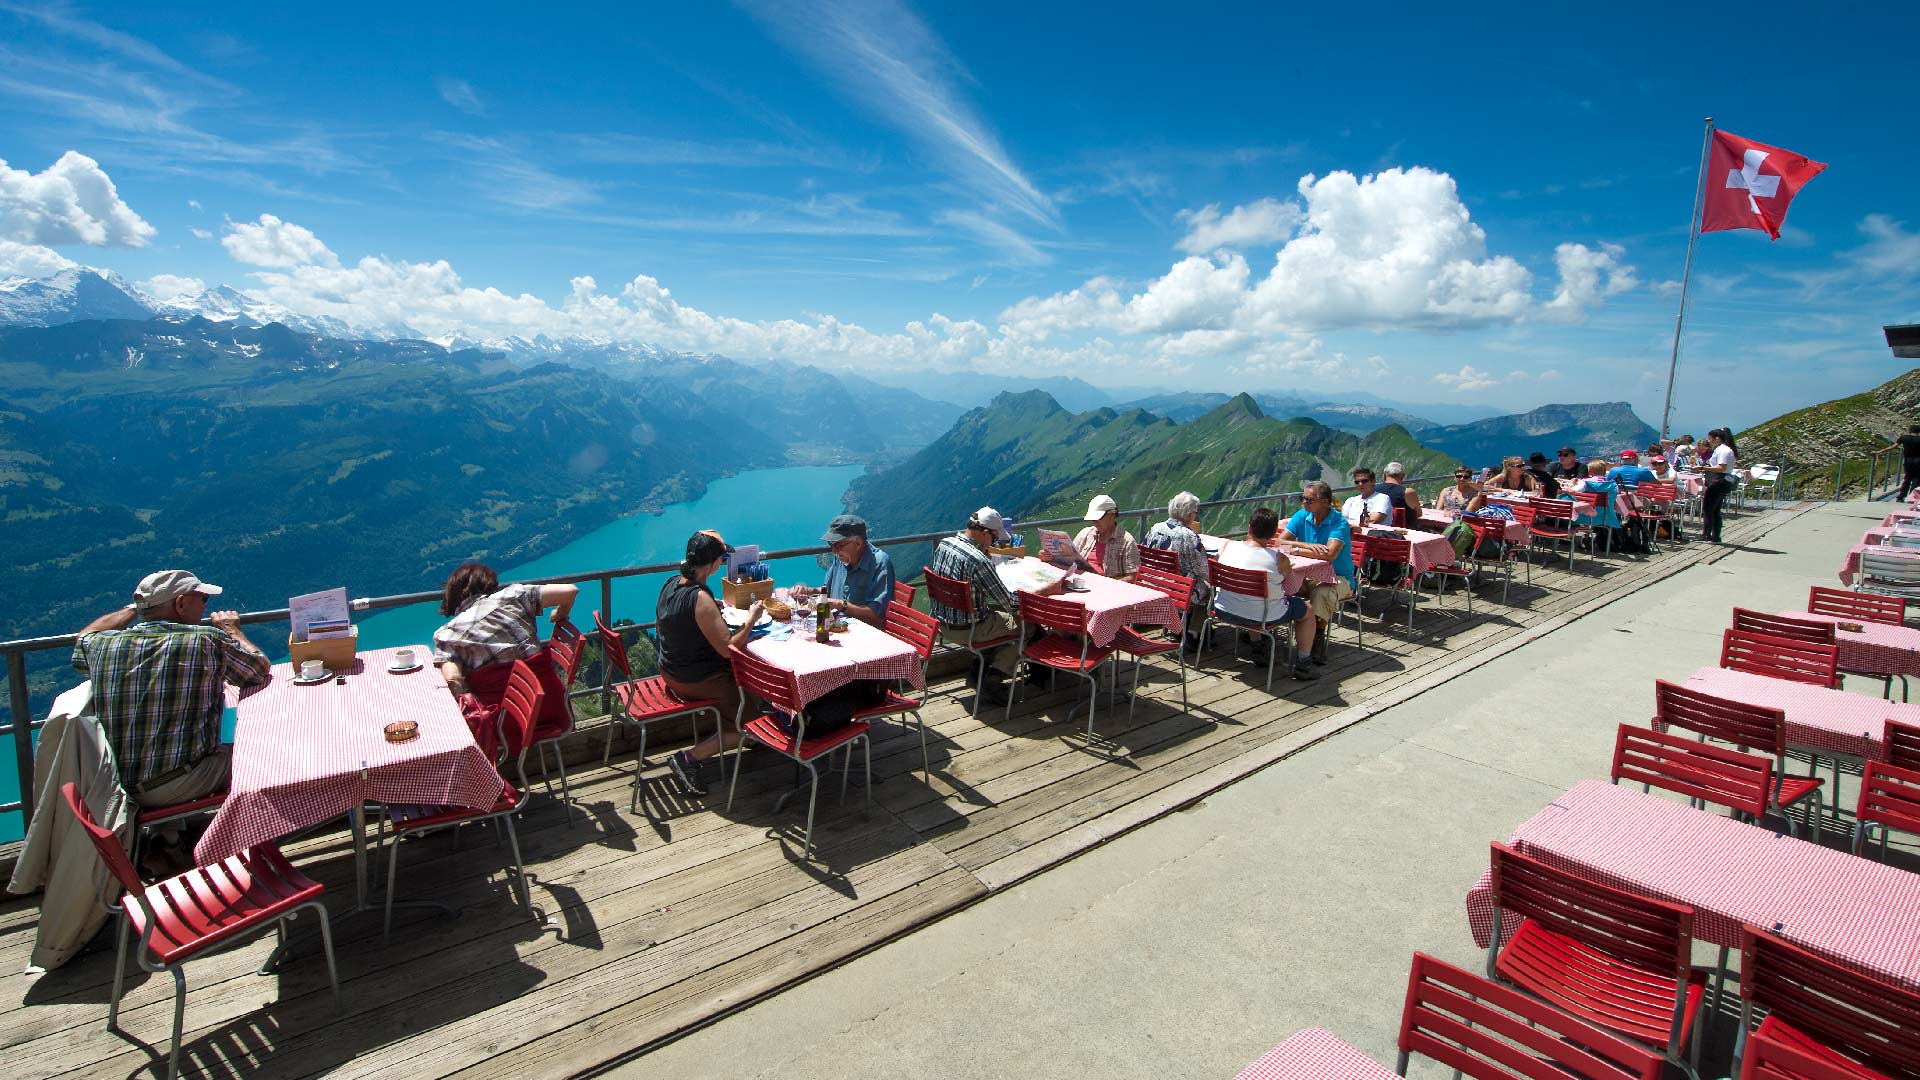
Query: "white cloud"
936 210 1049 266
1848 214 1920 278
436 77 486 117
191 227 213 240
1541 241 1637 320
0 239 76 276
139 273 205 300
1175 197 1301 253
0 151 155 247
221 213 339 268
187 198 201 210
427 133 596 211
1120 253 1250 334
1432 364 1497 393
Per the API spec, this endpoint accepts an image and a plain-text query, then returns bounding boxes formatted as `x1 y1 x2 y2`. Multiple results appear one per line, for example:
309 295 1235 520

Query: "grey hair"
1167 490 1200 520
1302 480 1333 503
1384 461 1406 479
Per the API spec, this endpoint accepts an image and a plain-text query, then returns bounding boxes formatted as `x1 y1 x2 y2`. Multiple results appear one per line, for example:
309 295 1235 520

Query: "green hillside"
1736 368 1920 498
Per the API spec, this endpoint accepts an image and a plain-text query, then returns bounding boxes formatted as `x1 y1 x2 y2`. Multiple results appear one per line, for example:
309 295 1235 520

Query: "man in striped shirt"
928 506 1062 706
71 570 271 811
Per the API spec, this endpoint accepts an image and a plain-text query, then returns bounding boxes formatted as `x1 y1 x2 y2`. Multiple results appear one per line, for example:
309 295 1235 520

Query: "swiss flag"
1700 129 1826 240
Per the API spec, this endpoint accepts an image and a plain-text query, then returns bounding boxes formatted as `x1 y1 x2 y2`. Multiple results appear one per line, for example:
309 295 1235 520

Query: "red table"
743 617 926 707
994 557 1179 646
1679 665 1920 763
199 644 504 864
1418 508 1530 546
1838 542 1920 586
1883 510 1920 527
1233 1028 1394 1080
1780 610 1920 683
1359 525 1456 575
1464 781 1920 989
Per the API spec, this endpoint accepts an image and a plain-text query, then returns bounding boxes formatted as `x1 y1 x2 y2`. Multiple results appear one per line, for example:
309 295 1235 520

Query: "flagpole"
1660 116 1714 440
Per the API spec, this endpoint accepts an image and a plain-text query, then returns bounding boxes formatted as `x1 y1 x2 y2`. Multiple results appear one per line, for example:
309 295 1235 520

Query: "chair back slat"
1508 504 1537 527
1888 719 1920 771
1014 589 1091 636
498 659 546 762
1720 628 1840 688
1610 724 1770 819
727 645 801 715
1137 546 1181 575
1741 1030 1877 1080
1860 550 1920 582
548 620 586 684
1364 536 1412 563
61 781 145 895
1571 490 1601 508
923 569 977 616
1528 498 1574 521
1731 609 1837 646
1637 481 1678 505
1488 841 1693 979
592 610 633 681
1135 565 1195 610
1653 679 1789 756
883 603 939 661
1857 761 1920 842
892 581 917 609
1206 556 1271 601
1397 952 1663 1080
1807 586 1906 626
1884 533 1920 549
1739 925 1920 1078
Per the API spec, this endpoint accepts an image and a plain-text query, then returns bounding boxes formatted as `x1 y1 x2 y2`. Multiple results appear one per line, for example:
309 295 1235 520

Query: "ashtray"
1836 621 1865 633
383 720 419 743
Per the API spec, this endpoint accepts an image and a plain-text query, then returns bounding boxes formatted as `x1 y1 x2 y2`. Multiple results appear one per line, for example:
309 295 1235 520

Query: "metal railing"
0 470 1444 832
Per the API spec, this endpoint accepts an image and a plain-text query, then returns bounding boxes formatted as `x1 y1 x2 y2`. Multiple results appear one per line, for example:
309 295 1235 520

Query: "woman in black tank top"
656 531 765 795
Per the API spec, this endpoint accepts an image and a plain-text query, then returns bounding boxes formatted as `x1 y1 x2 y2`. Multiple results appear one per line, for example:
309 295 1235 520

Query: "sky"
2 0 1917 435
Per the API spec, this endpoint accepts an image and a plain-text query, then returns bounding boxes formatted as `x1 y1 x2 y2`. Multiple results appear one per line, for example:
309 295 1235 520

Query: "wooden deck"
1 505 1804 1079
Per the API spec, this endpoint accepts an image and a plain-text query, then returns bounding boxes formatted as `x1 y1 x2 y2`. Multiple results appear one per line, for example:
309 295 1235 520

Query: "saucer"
387 660 424 674
291 669 332 685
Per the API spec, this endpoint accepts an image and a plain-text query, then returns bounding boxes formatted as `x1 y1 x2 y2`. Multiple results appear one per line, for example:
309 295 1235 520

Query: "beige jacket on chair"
6 682 134 972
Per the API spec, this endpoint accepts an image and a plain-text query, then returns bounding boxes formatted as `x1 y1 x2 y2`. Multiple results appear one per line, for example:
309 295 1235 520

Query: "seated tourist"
1575 459 1624 530
1436 468 1488 514
790 514 893 628
1671 434 1698 468
1377 462 1423 518
1342 468 1393 526
1646 453 1674 481
71 570 272 870
1551 446 1584 481
1073 494 1140 581
929 507 1063 707
1606 450 1657 489
1276 481 1356 667
434 563 579 759
653 532 765 795
1487 456 1539 494
1144 490 1210 651
1213 507 1317 681
1525 452 1562 496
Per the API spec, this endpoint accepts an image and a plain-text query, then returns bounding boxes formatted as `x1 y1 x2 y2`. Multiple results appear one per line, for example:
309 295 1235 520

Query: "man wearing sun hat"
71 570 270 814
1606 449 1657 490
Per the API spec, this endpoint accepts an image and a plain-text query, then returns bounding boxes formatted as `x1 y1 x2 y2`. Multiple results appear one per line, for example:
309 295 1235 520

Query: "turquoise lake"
0 464 865 842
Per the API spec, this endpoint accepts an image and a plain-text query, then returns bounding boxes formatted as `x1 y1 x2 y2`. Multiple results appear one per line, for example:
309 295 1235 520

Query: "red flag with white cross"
1699 129 1826 240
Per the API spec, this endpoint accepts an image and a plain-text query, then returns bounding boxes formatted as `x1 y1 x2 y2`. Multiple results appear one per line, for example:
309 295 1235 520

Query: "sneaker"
667 750 707 796
1291 659 1320 681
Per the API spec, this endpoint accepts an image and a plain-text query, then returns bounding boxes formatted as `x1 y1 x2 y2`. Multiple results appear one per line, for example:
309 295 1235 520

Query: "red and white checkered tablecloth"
1463 781 1920 989
1675 471 1709 497
1362 526 1457 576
1839 542 1920 586
197 645 505 864
1909 488 1920 508
1418 509 1531 547
1882 510 1920 527
1062 571 1180 646
1233 1028 1396 1080
745 617 925 708
1779 610 1920 679
1680 665 1920 762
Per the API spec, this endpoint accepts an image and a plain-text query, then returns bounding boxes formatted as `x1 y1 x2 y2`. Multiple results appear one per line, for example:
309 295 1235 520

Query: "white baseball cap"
1083 494 1118 520
969 506 1012 543
133 569 223 610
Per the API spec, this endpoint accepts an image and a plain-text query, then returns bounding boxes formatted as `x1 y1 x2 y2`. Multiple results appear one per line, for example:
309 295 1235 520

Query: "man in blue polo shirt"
1277 480 1357 666
1605 449 1657 490
793 514 894 628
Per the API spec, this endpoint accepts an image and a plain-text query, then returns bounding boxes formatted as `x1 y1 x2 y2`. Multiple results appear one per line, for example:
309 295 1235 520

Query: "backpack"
1441 519 1477 561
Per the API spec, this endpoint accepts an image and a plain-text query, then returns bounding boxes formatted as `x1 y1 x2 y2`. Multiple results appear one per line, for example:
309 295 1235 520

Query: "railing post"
599 575 614 718
1867 454 1876 501
1834 457 1845 501
8 653 32 834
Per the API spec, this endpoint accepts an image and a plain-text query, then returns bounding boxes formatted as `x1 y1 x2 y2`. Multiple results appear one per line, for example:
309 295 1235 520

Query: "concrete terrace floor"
626 499 1913 1080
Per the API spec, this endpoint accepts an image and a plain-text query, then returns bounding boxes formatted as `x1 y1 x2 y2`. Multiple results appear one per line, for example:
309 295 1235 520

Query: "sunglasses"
1454 473 1471 478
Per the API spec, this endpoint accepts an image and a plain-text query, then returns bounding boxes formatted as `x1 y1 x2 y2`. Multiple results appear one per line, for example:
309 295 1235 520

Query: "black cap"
822 514 868 543
1558 446 1578 457
1527 451 1549 465
685 531 730 566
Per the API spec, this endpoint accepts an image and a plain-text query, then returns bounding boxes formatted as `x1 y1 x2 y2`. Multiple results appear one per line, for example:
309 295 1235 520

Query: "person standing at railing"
790 514 893 629
70 570 271 872
1699 428 1738 543
1882 425 1920 500
433 563 578 759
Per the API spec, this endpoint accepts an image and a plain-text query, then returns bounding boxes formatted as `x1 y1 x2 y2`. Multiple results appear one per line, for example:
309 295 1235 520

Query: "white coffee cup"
299 659 325 679
393 648 415 669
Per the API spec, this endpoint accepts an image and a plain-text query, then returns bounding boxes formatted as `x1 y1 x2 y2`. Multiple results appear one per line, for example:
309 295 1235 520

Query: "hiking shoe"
1310 628 1328 665
1291 659 1320 681
667 750 707 796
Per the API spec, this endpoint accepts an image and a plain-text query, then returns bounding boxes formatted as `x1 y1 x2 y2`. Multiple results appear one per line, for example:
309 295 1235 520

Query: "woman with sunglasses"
1436 469 1488 514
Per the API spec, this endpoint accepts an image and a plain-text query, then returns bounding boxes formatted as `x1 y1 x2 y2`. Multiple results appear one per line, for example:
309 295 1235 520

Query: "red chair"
1741 1028 1882 1080
1889 719 1920 770
1507 503 1538 583
1808 587 1910 701
592 611 725 812
1720 628 1841 689
1528 498 1583 568
725 645 871 859
1463 515 1521 604
1732 608 1837 647
924 568 1018 719
130 791 227 881
1390 505 1408 529
1653 680 1824 836
1484 841 1707 1077
891 580 916 609
1610 723 1771 822
63 782 340 1080
1113 566 1192 718
1010 589 1118 736
1852 760 1920 861
376 658 538 940
548 618 586 685
876 602 938 779
1203 556 1299 691
1358 535 1419 630
1136 545 1181 575
1635 481 1679 553
1735 924 1920 1079
1395 952 1662 1080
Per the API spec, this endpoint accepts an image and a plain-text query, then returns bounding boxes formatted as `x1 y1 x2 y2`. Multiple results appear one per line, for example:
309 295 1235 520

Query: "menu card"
290 587 352 641
727 544 760 577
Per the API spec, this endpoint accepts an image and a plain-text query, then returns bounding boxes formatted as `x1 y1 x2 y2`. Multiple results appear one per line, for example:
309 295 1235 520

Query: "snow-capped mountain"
149 284 364 338
0 267 156 326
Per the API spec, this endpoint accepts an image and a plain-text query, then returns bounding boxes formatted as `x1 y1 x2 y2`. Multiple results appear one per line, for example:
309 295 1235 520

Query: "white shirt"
1211 539 1291 623
1342 492 1392 527
1708 443 1736 477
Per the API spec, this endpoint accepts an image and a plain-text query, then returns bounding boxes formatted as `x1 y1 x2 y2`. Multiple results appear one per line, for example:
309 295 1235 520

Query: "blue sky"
2 0 1916 434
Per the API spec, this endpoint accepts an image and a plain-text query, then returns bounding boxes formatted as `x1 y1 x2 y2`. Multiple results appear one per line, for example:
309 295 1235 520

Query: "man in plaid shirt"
71 570 271 815
928 506 1063 707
